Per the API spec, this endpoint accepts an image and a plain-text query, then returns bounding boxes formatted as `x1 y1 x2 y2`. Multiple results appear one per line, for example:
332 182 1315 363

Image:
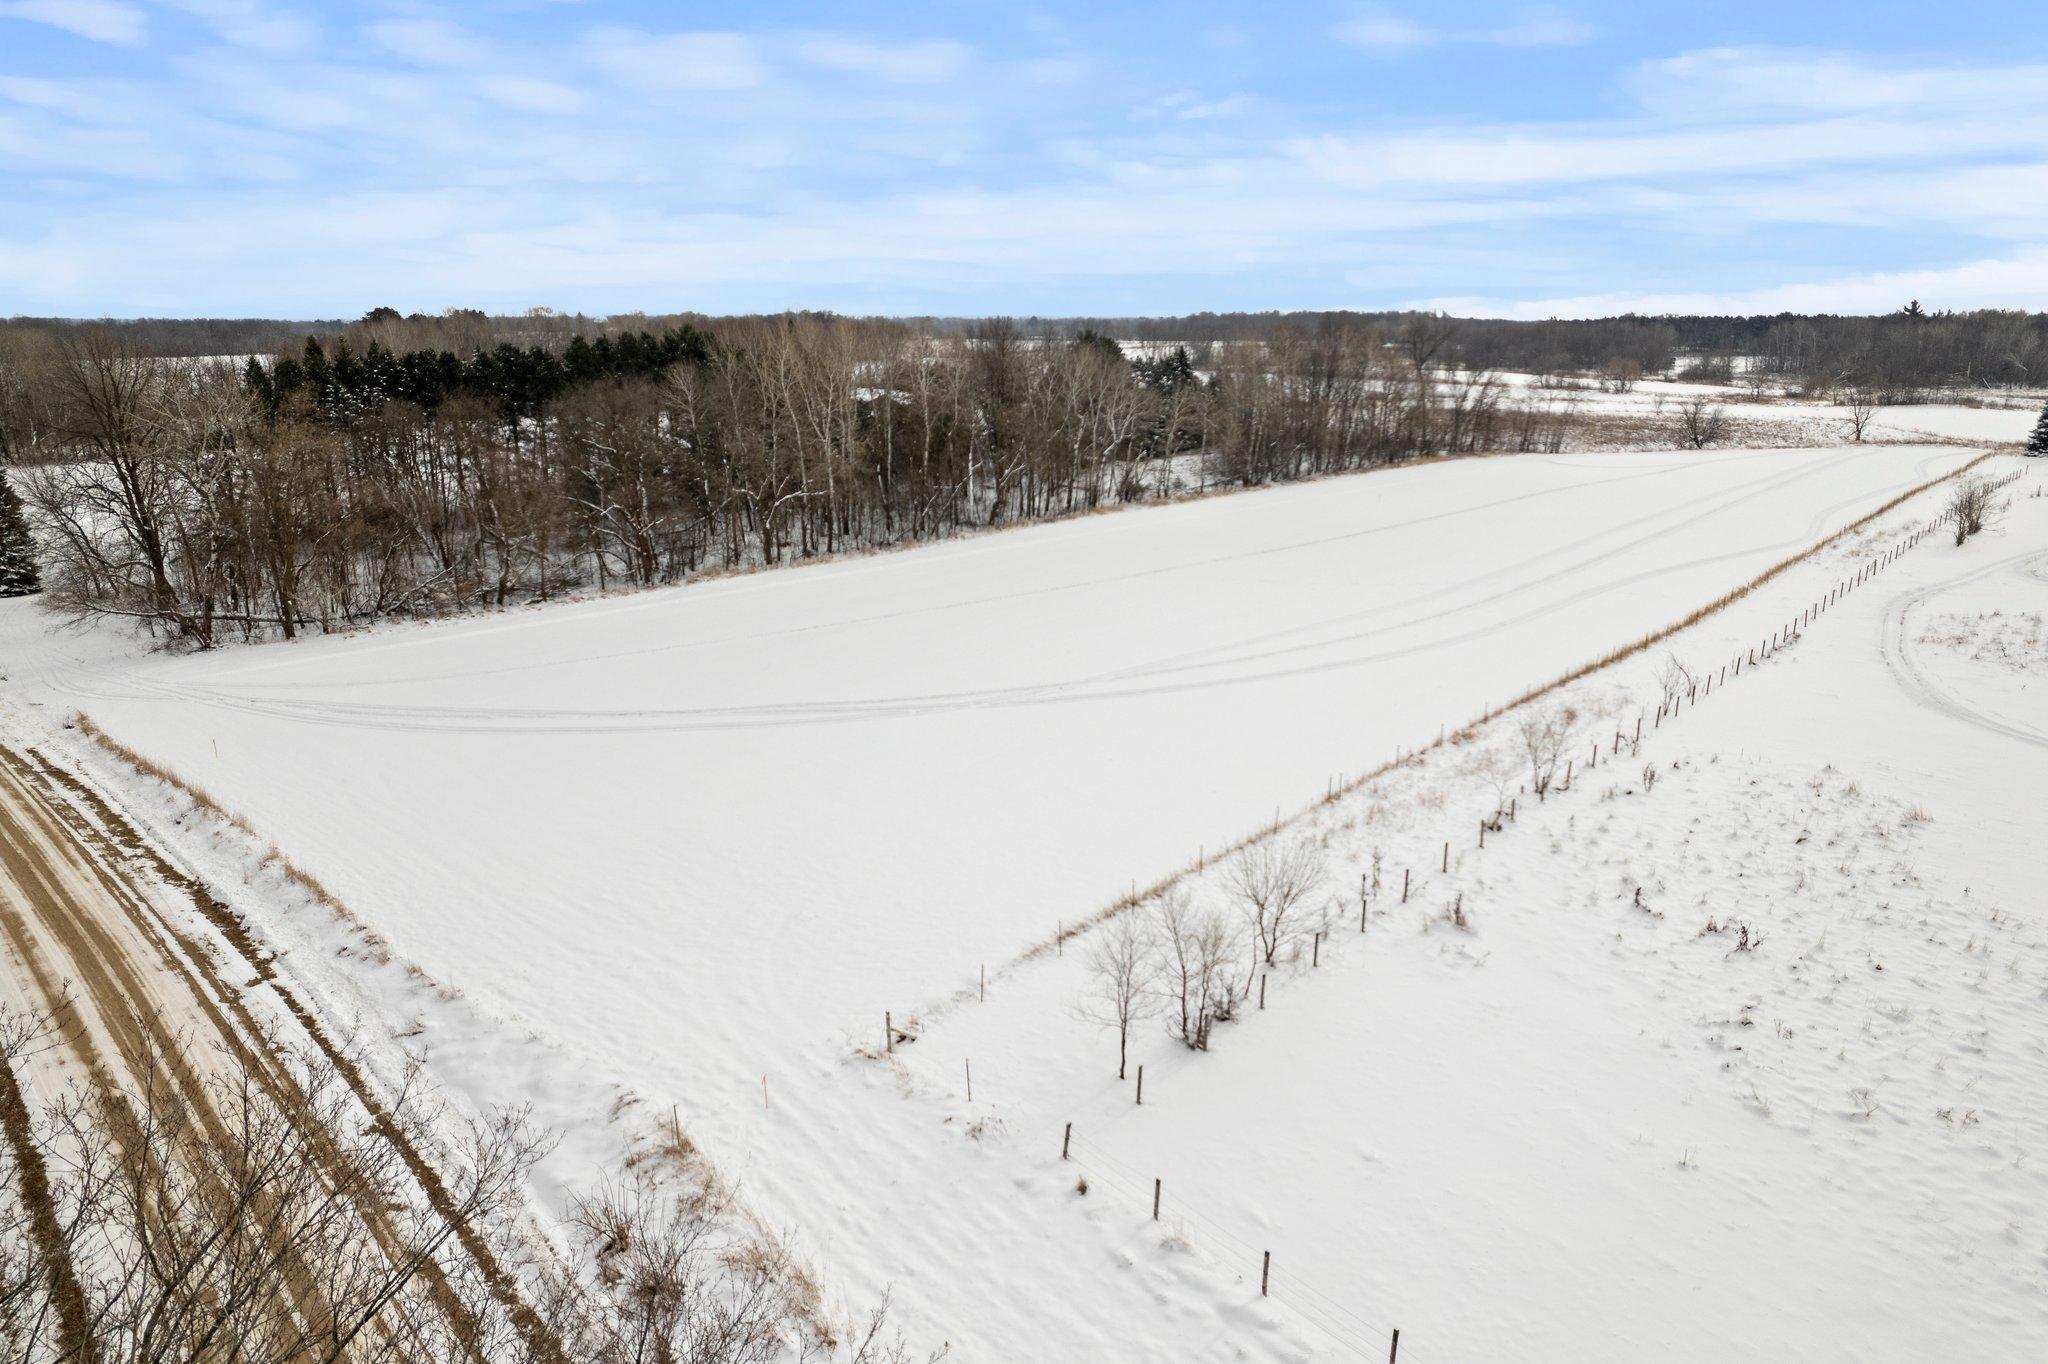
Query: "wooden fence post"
1389 1327 1400 1362
1135 1065 1144 1105
1153 1178 1161 1221
885 1012 893 1054
1441 842 1448 873
1401 868 1410 903
1062 1122 1072 1160
1261 1251 1271 1297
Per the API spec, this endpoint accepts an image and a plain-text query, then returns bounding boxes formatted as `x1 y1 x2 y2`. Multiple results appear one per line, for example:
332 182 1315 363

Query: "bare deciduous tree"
1225 838 1326 982
1654 652 1695 709
1151 891 1238 1052
1947 476 1999 545
1517 706 1577 800
1675 396 1726 449
1074 911 1158 1079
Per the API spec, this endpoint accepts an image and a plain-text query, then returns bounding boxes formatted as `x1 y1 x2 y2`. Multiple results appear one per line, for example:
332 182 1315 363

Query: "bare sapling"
1947 477 1998 546
1518 706 1577 800
1653 652 1694 712
1225 837 1327 988
1676 396 1727 449
1151 891 1239 1052
1075 910 1158 1079
1844 386 1883 442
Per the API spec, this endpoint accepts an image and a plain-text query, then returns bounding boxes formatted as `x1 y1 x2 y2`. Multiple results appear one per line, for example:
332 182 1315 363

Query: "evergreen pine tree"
2026 400 2048 457
0 469 40 597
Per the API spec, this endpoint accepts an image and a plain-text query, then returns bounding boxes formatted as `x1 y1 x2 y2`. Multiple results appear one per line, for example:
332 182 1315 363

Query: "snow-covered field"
890 457 2048 1360
1 439 2040 1359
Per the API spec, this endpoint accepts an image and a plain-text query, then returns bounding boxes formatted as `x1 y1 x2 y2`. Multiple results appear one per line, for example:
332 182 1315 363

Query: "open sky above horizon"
3 1 2046 320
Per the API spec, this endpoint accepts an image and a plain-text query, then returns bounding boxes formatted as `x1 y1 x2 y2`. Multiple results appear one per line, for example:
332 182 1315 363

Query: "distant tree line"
1 315 1566 647
10 302 2043 396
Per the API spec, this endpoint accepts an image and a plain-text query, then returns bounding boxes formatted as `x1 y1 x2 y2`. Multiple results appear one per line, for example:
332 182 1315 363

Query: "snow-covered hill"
1 443 2037 1360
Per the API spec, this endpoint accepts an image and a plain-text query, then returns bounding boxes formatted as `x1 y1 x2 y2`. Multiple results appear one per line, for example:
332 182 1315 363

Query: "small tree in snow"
1654 652 1695 710
1076 911 1157 1079
1518 706 1576 799
2026 401 2048 457
1675 397 1726 449
1844 388 1881 443
1225 837 1326 985
1947 477 1998 546
1152 890 1237 1052
0 470 37 598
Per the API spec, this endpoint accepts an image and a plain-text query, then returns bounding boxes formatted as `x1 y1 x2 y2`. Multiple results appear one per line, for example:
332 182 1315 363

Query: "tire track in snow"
1878 547 2048 749
55 448 1970 735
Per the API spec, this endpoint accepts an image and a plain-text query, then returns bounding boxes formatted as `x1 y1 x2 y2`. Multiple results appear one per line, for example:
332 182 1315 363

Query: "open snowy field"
1490 370 2045 447
890 455 2047 1361
0 442 2034 1359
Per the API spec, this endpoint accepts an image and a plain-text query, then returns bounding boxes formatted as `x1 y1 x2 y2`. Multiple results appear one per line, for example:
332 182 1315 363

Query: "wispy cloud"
584 29 768 93
1417 246 2048 318
164 0 316 54
4 7 2047 319
1333 8 1592 52
0 0 145 46
797 36 972 84
367 18 485 68
475 75 589 117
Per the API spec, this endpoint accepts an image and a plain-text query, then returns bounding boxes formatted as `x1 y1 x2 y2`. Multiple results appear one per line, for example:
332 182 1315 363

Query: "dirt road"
0 741 559 1361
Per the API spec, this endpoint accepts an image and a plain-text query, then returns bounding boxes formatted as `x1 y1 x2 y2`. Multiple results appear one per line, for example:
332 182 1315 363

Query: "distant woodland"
0 304 2039 648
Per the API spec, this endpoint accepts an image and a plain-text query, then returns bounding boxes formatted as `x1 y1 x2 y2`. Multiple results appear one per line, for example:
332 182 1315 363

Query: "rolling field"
0 440 2025 1358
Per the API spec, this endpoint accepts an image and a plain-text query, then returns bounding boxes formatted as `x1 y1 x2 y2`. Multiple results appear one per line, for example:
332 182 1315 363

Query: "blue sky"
3 0 2046 318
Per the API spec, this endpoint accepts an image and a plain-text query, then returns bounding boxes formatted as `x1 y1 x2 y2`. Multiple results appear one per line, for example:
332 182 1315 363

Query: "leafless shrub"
1675 396 1727 448
1947 477 1999 545
1517 706 1577 799
1844 387 1883 442
1653 652 1694 709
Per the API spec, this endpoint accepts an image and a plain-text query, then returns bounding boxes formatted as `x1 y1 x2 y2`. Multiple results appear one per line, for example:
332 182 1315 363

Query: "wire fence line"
1061 1128 1401 1361
1025 483 2022 1360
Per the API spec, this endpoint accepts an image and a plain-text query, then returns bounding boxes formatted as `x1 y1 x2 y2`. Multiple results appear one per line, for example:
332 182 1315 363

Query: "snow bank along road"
0 441 2006 1355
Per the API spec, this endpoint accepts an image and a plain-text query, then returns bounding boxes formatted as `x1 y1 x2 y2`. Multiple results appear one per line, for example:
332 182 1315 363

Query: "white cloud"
476 75 589 117
1138 92 1255 122
798 36 972 84
1628 48 2048 122
1295 109 2048 189
368 18 485 67
1331 15 1431 49
1333 9 1590 52
1416 247 2048 318
584 29 767 92
163 0 316 54
0 0 144 46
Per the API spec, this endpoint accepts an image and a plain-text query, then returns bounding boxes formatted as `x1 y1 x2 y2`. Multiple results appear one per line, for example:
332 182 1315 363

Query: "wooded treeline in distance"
0 304 2038 650
5 302 2042 391
0 313 1594 647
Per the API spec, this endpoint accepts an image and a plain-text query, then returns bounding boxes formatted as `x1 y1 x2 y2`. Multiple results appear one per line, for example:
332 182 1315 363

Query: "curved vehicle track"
1878 546 2048 749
